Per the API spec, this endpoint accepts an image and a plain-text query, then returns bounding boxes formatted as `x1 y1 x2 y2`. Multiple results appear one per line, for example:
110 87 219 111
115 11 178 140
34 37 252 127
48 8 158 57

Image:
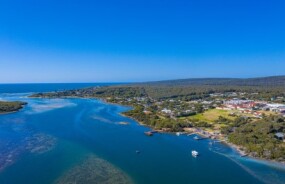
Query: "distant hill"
31 75 285 100
138 76 285 87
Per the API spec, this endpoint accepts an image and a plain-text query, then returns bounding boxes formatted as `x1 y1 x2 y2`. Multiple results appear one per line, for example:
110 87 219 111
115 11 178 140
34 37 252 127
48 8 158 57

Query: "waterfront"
0 85 285 184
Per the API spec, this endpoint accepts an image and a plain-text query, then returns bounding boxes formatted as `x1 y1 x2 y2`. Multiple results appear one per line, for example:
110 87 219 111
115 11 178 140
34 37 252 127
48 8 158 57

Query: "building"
265 104 285 112
223 99 255 110
161 108 172 114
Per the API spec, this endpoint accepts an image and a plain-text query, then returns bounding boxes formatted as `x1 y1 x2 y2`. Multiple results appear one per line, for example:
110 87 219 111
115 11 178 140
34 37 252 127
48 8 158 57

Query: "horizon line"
1 75 284 84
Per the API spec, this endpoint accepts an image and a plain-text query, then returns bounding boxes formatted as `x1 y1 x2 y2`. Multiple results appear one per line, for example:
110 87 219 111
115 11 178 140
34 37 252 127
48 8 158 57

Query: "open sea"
0 83 285 184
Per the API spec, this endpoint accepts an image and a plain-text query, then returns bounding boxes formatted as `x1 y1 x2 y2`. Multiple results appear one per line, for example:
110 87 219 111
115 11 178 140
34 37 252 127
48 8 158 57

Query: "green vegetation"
224 115 285 161
142 76 285 87
123 105 190 132
30 76 285 101
189 109 234 122
0 101 27 114
29 76 285 161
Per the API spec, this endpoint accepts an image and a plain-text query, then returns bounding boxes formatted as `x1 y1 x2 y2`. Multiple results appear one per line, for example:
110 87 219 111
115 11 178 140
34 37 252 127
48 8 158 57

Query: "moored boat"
192 150 199 157
144 131 153 136
194 136 200 140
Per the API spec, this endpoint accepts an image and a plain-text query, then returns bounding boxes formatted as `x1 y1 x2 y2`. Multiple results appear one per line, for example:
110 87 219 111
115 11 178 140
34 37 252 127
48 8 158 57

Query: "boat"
176 132 181 136
144 131 153 136
194 136 200 140
192 150 199 157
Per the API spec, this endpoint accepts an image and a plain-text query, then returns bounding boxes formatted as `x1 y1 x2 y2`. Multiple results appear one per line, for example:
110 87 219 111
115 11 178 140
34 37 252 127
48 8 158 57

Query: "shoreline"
118 104 285 166
29 95 285 165
0 111 19 115
120 110 250 156
0 101 27 115
0 106 26 115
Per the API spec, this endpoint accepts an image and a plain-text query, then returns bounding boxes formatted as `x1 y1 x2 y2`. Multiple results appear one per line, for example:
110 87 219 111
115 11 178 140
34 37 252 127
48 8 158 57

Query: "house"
143 110 152 115
161 108 172 114
275 132 285 140
224 99 255 110
253 111 263 118
210 93 223 97
216 106 232 110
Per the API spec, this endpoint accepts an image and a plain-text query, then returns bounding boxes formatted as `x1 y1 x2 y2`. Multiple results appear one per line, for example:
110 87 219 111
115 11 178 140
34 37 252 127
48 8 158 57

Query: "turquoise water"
0 85 285 184
0 83 121 93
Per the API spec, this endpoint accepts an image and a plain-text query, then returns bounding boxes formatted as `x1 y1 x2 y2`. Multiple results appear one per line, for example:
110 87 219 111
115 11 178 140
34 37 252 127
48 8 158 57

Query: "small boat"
194 136 200 140
176 132 181 136
240 153 248 157
192 150 199 157
144 131 153 136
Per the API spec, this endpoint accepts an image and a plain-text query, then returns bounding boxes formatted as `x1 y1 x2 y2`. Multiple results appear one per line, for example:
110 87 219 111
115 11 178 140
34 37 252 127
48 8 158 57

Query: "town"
30 85 285 161
107 92 285 121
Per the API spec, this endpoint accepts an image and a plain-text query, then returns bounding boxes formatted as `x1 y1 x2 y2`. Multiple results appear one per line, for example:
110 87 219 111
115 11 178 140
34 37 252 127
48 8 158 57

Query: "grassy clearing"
188 109 234 123
187 108 279 124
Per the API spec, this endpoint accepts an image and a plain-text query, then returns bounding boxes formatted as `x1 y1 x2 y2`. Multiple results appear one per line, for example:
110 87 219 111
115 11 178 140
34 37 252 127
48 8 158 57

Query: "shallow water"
0 88 285 184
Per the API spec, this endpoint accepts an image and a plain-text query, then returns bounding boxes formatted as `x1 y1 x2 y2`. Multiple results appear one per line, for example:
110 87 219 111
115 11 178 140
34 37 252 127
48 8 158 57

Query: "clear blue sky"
0 0 284 83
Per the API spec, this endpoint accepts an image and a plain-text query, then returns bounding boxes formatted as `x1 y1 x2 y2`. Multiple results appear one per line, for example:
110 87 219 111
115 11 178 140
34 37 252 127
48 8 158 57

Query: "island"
0 101 27 114
30 76 285 162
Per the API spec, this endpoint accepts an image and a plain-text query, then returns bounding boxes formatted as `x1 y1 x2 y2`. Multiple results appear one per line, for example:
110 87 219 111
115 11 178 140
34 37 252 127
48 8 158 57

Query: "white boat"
176 132 181 136
194 136 200 140
192 150 199 157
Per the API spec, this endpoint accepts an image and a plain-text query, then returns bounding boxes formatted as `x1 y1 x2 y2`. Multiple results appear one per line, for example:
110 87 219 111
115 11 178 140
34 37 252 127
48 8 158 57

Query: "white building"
265 104 285 112
161 108 172 114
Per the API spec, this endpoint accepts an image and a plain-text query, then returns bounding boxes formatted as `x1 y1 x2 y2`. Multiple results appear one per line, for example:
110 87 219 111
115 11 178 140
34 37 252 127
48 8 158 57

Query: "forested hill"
30 75 285 100
137 76 285 87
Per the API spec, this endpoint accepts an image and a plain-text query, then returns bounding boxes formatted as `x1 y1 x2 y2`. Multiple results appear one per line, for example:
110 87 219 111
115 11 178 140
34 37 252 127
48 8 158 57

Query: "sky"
0 0 284 83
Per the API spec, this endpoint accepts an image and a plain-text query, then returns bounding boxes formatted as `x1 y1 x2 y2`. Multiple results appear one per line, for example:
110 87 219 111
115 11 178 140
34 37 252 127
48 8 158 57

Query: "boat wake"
209 144 285 184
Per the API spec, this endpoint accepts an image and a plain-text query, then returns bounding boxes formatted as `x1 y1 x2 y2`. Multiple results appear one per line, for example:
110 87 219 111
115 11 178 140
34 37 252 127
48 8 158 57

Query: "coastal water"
0 84 285 184
0 83 119 94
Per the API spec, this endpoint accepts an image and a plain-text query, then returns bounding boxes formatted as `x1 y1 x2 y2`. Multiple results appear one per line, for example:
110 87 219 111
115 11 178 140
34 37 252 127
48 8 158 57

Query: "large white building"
265 104 285 112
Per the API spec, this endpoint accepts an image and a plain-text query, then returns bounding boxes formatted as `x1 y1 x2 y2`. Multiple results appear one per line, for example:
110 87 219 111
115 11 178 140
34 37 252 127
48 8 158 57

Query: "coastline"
0 101 27 115
29 95 285 165
0 107 25 115
0 111 19 115
118 104 249 156
116 102 285 166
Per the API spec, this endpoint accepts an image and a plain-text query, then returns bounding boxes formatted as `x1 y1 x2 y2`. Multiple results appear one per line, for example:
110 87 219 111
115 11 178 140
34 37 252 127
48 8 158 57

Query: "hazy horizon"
0 75 285 84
